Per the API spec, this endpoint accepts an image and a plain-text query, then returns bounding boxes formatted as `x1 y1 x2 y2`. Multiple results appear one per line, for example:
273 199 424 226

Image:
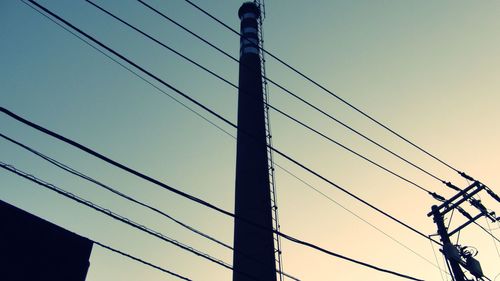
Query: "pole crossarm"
428 181 482 217
428 181 498 237
448 213 484 237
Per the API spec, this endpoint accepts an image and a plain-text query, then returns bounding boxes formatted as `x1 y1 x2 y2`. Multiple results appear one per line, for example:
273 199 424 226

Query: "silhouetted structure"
0 200 93 281
233 2 277 281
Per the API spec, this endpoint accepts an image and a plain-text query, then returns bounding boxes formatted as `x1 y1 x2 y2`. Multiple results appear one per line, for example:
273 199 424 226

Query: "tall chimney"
233 2 277 281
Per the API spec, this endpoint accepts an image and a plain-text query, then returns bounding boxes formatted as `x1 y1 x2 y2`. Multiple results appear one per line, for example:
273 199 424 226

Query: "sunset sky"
1 0 499 280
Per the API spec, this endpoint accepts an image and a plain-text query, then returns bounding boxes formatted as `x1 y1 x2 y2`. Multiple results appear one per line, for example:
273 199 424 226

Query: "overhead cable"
17 4 441 265
20 0 441 244
19 0 438 272
180 0 465 176
0 162 260 281
472 221 500 244
484 216 500 258
0 132 301 281
94 241 192 280
1 0 432 243
19 0 236 145
275 163 449 275
1 106 423 281
87 0 438 197
134 0 449 187
0 161 423 281
0 132 232 250
0 130 440 276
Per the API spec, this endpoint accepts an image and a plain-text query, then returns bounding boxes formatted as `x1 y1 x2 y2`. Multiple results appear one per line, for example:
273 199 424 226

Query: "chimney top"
238 2 260 20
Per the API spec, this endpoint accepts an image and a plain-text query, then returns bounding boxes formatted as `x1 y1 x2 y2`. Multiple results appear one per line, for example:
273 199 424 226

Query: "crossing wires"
0 162 259 281
11 2 447 273
0 132 301 281
85 0 445 201
180 0 464 176
1 152 422 280
133 0 450 188
6 0 496 278
20 0 439 248
5 1 470 278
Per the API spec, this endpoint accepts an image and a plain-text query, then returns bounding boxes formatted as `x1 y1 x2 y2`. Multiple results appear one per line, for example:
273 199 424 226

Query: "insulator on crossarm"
470 200 488 216
486 188 500 203
457 208 473 220
430 192 446 202
443 181 461 191
459 171 475 182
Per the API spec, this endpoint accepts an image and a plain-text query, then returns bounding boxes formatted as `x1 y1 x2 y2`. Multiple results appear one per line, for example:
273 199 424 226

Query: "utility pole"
232 2 277 281
431 205 468 281
428 181 496 281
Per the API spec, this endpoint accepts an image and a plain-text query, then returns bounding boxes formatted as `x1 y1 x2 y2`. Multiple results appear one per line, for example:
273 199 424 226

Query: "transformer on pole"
232 2 277 281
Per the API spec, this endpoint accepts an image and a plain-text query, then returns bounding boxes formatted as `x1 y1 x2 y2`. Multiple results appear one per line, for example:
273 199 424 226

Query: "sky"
1 0 499 280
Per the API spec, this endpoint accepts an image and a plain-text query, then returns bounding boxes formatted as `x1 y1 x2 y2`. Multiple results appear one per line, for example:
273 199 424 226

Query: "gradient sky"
1 0 499 280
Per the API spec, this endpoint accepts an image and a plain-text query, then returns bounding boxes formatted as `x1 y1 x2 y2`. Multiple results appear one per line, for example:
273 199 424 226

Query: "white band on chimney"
243 27 258 34
241 12 257 20
240 46 259 56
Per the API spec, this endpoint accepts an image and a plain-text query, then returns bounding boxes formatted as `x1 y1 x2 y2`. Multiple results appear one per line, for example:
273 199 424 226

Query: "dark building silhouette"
233 2 277 281
0 200 93 281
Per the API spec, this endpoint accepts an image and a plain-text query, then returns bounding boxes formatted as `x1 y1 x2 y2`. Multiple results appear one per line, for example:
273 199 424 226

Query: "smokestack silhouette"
232 2 277 281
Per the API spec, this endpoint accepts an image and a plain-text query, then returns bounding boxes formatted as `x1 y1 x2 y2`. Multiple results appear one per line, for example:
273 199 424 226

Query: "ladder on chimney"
254 1 285 280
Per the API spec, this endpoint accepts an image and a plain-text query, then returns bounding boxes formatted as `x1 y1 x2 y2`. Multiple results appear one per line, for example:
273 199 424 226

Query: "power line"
5 0 435 247
18 0 236 146
2 1 441 265
16 3 441 268
275 163 450 275
180 0 464 176
6 193 191 281
484 216 500 258
2 153 425 281
472 221 500 244
0 131 441 277
133 0 450 189
12 0 496 278
0 162 260 281
87 0 439 198
0 132 301 281
36 0 439 243
0 106 424 281
135 0 238 65
0 62 428 248
428 237 447 281
22 0 439 248
15 0 437 276
93 241 192 280
0 132 232 250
